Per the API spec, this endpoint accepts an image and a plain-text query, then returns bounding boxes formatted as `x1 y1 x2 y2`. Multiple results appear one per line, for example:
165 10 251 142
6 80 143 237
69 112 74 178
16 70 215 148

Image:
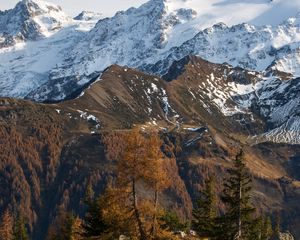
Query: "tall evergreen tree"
248 215 273 240
192 176 217 238
0 209 14 240
272 212 281 239
160 211 188 233
64 213 77 240
220 149 256 240
82 194 108 237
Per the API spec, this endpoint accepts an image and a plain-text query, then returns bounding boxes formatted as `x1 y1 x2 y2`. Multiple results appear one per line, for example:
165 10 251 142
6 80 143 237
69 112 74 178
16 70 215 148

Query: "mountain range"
1 57 300 239
0 0 300 100
1 0 300 239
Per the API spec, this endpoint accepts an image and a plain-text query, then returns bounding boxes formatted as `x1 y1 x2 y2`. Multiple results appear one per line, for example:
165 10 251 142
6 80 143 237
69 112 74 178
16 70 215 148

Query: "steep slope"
2 0 300 100
144 17 300 76
163 55 300 144
0 0 100 98
48 55 300 145
56 59 262 134
1 62 300 239
29 3 300 101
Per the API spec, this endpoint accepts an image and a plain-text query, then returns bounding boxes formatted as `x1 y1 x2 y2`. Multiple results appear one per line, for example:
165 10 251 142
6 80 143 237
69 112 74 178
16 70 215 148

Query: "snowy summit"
0 0 300 100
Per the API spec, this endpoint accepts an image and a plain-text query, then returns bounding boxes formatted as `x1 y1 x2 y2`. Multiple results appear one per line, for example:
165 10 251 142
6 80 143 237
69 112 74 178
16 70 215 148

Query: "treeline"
0 129 288 239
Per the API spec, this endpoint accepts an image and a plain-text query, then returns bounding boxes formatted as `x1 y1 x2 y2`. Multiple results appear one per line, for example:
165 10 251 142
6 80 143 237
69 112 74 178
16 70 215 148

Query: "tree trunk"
150 189 158 238
132 179 147 240
237 182 242 240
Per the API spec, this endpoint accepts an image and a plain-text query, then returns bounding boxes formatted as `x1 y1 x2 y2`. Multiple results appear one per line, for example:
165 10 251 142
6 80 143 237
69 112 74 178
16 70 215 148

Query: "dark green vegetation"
192 151 274 240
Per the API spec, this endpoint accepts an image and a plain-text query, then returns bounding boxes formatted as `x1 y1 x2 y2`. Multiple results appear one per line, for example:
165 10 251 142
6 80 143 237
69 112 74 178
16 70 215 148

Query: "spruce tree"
192 176 217 238
275 212 280 234
160 211 188 233
60 213 83 240
249 215 273 240
272 212 281 239
83 195 108 237
220 150 256 240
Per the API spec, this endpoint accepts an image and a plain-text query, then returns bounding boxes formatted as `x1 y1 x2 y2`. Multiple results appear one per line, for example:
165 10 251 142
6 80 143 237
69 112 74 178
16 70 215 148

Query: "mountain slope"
164 56 300 144
50 55 300 146
74 11 103 21
1 61 300 239
144 17 300 76
2 0 300 100
0 0 100 98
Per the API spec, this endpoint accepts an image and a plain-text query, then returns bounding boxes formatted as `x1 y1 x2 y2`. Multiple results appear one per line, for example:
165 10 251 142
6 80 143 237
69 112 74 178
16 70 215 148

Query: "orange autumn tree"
103 128 170 240
0 209 14 240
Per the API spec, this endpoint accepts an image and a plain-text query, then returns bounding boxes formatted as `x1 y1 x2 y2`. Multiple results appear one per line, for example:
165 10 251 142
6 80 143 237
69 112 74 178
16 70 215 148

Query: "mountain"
1 0 300 239
1 0 300 101
27 53 300 145
74 11 103 21
163 55 300 145
0 0 100 99
144 18 300 76
0 0 69 47
1 58 300 239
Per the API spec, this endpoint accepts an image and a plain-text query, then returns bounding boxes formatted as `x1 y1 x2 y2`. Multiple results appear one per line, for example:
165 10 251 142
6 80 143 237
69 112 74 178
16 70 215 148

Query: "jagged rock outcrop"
0 0 69 47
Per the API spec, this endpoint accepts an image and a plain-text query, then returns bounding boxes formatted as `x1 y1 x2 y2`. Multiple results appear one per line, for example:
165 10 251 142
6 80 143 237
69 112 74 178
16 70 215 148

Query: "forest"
0 129 288 240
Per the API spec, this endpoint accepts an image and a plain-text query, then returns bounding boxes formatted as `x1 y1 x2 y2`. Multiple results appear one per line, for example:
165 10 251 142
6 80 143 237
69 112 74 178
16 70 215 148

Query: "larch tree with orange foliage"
0 209 14 240
103 128 170 240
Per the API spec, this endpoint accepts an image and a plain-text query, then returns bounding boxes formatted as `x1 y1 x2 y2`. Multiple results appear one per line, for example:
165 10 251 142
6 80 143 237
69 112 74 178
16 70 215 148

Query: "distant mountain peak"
17 0 63 15
74 11 103 21
0 0 69 47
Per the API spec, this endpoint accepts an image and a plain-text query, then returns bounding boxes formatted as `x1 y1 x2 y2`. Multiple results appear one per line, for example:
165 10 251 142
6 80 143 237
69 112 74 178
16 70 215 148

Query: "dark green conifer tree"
47 212 83 240
82 187 108 238
220 150 256 240
160 211 188 233
272 212 281 239
192 176 217 238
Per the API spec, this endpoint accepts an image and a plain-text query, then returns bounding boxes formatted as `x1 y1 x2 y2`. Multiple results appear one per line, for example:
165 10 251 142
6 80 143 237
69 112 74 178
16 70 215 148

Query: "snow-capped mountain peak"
18 0 63 15
74 11 103 22
0 0 70 47
1 0 300 103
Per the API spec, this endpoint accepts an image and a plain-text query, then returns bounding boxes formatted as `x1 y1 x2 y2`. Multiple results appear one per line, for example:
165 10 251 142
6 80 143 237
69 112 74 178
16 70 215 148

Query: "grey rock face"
0 0 66 48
